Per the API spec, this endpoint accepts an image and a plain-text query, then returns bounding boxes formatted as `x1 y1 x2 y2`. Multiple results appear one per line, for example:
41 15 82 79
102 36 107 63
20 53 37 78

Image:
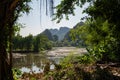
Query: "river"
13 47 87 73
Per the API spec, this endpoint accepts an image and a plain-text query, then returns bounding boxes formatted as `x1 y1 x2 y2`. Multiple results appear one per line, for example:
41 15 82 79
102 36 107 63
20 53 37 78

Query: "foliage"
90 0 120 62
84 0 120 62
56 0 120 62
12 34 52 52
66 22 86 47
44 54 120 80
54 0 92 23
25 34 33 51
33 34 52 52
12 68 22 80
60 54 75 68
45 0 120 79
70 18 120 62
44 55 84 80
0 0 32 79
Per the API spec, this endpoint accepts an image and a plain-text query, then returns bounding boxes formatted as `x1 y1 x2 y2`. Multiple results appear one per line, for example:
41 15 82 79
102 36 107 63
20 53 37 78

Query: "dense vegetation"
12 34 52 52
53 0 120 63
69 0 120 62
1 0 120 80
63 22 86 47
44 0 120 80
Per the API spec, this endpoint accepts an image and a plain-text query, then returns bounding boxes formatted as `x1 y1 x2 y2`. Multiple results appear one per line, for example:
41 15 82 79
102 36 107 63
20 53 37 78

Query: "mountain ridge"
41 27 70 41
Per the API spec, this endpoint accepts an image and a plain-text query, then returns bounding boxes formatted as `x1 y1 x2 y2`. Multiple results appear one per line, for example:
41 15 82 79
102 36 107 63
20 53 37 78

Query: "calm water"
13 47 87 73
13 53 62 73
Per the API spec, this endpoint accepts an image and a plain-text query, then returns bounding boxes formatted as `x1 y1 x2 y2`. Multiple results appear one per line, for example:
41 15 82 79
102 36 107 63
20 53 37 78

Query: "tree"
24 34 33 51
83 0 120 62
33 35 41 52
12 34 23 50
33 34 52 52
55 0 120 62
0 0 55 79
0 0 31 80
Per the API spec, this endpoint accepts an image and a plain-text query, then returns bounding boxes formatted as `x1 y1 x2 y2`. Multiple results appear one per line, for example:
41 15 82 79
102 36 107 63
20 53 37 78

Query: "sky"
18 0 88 37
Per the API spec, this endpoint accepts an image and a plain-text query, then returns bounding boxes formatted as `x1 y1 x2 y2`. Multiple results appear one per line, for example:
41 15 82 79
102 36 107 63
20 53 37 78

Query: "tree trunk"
0 0 31 79
0 21 10 80
0 2 9 79
0 1 18 80
0 44 10 80
0 17 13 80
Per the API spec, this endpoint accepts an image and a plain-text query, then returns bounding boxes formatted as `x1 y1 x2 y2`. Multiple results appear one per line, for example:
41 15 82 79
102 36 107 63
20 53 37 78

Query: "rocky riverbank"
47 47 87 57
13 53 26 58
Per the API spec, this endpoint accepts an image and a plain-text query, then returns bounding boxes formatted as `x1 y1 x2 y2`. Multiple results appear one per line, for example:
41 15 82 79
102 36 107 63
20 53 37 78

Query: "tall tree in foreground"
0 0 54 79
0 1 31 80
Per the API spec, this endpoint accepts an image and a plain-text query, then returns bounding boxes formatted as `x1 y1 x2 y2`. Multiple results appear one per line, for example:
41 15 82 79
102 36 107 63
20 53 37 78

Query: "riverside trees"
12 34 52 52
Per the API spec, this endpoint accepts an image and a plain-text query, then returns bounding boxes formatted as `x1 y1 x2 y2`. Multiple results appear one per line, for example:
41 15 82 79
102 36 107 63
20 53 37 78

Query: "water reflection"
13 53 61 73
